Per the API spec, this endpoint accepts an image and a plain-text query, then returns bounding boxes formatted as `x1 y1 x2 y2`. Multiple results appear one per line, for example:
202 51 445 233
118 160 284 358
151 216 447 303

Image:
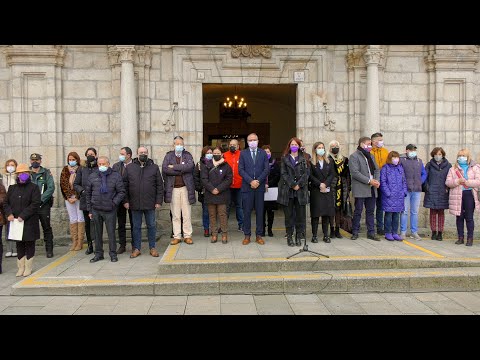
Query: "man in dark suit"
238 133 270 245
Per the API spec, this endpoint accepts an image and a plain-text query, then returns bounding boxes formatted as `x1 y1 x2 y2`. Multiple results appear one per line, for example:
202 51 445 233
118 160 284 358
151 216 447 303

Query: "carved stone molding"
4 45 65 66
346 50 364 70
116 45 136 63
231 45 272 59
424 46 479 72
363 46 385 67
135 46 152 68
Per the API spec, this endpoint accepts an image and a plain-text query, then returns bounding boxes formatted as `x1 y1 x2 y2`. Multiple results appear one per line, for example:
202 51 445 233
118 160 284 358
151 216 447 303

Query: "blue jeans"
400 192 421 234
227 188 244 229
384 212 400 234
202 201 209 230
132 209 156 250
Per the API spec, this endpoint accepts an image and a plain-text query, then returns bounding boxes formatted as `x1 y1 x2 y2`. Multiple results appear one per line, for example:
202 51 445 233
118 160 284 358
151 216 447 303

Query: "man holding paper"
4 164 41 277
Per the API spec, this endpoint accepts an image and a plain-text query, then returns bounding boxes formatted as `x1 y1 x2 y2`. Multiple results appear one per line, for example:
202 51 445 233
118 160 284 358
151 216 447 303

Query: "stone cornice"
425 53 479 72
3 45 65 66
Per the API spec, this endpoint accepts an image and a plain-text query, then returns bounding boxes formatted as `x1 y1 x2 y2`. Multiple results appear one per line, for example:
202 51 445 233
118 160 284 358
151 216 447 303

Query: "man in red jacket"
223 139 244 231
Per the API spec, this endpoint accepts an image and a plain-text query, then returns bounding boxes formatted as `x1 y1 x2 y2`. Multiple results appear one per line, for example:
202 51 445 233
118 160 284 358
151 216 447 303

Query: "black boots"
85 241 94 255
437 232 443 241
334 226 342 239
322 222 330 243
311 218 319 243
45 238 54 258
286 230 294 247
296 233 304 246
431 231 438 240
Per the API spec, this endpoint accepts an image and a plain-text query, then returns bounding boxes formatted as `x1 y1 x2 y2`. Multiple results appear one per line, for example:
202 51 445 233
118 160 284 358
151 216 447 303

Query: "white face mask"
6 166 15 173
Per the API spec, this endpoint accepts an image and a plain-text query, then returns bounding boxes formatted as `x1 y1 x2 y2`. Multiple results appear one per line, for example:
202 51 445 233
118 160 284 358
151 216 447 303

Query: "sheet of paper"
8 219 24 241
264 187 278 201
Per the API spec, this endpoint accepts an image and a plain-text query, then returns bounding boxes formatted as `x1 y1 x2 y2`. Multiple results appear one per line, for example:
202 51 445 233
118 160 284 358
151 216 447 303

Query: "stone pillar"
117 46 138 151
363 46 384 136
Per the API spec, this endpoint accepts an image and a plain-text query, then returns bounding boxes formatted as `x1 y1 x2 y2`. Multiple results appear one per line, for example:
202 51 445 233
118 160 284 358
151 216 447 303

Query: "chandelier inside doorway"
220 88 251 119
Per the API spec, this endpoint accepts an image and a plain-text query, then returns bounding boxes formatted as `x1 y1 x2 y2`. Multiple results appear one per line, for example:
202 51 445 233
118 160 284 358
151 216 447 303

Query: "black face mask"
139 154 148 162
31 162 41 169
229 146 236 153
87 155 96 163
331 148 339 155
213 155 222 161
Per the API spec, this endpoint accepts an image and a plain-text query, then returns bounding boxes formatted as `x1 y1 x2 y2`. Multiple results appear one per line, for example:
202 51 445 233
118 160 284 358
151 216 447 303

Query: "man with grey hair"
86 156 125 263
163 135 196 245
124 146 164 258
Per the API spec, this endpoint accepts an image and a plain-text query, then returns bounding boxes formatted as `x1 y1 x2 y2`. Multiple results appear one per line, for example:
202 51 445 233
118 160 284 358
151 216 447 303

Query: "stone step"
158 255 480 274
12 266 480 296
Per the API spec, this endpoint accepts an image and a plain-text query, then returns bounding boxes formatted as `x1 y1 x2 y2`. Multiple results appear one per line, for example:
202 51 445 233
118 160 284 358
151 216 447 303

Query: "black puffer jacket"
124 158 164 210
86 168 125 212
74 161 98 211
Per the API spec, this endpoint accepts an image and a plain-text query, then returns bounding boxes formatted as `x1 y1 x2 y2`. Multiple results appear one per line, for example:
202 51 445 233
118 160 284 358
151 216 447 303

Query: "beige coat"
445 162 480 216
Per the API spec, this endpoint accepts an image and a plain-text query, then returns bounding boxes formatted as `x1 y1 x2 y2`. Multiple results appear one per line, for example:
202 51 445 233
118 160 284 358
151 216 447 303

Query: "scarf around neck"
357 146 375 177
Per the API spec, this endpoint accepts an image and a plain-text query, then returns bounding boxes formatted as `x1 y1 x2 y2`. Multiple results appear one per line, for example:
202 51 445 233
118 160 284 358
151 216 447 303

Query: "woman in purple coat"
380 151 407 241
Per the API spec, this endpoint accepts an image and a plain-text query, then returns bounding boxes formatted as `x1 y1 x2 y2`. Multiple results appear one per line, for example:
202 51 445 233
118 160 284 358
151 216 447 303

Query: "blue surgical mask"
408 151 417 158
119 155 126 162
175 145 184 153
98 166 108 172
205 153 213 160
68 161 77 167
316 148 325 156
457 156 468 165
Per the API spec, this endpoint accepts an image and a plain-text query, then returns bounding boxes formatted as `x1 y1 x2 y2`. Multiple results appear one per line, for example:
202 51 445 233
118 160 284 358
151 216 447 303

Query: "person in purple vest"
380 151 407 241
399 144 427 240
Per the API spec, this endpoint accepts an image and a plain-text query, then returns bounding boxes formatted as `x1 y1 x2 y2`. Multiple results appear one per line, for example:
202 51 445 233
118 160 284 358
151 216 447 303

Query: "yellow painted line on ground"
162 244 179 262
402 240 445 258
20 249 80 286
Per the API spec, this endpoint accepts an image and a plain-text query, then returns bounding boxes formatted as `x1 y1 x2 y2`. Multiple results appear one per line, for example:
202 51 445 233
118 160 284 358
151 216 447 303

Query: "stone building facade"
0 45 479 239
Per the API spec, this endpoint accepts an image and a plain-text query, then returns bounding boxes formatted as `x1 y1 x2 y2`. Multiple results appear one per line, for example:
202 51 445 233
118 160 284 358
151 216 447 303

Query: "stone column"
117 45 138 151
363 46 384 136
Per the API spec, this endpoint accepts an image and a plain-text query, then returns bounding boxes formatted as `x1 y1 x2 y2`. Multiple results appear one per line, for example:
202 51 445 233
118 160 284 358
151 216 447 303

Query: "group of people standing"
1 131 479 277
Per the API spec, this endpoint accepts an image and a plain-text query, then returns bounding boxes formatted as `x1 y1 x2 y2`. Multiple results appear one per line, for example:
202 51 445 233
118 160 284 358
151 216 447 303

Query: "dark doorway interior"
202 84 297 159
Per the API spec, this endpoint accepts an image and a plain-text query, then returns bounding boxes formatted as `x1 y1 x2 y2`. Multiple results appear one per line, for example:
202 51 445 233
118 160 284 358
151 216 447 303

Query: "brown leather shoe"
130 249 141 258
170 238 182 245
242 236 251 245
211 235 217 243
222 233 228 244
117 245 126 254
184 238 193 245
150 248 159 257
256 235 265 245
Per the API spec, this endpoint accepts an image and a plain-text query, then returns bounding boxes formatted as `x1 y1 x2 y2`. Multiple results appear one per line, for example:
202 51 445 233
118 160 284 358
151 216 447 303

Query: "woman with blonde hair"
3 159 18 258
327 140 351 237
60 151 85 251
309 142 336 243
446 149 480 246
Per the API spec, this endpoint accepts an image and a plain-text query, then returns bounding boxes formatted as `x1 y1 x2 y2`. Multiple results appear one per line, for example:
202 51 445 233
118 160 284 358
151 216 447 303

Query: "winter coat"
194 159 209 203
201 159 233 205
399 153 427 192
380 163 407 213
349 150 380 198
223 150 242 189
423 158 451 209
4 182 41 242
309 159 336 217
162 150 196 204
3 173 17 191
60 165 80 200
0 183 6 225
124 158 164 210
371 147 389 170
329 155 351 213
86 168 126 213
445 161 480 216
30 166 55 207
277 152 310 206
74 162 99 211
